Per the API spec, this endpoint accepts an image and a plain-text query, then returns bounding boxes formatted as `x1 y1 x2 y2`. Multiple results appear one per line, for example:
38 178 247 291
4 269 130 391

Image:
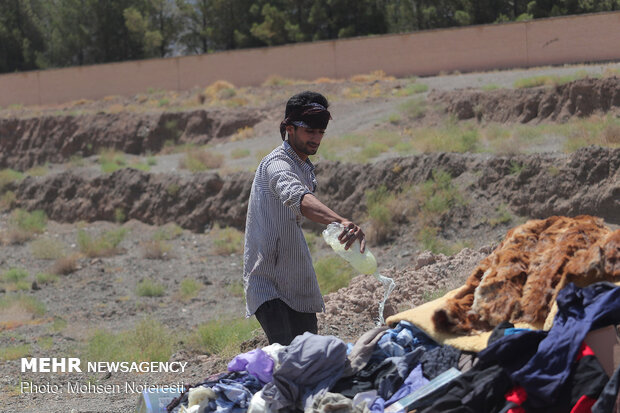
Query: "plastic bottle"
322 222 377 275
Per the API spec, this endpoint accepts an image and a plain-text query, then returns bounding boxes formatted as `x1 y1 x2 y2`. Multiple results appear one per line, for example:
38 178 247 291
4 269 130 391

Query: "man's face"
287 125 325 157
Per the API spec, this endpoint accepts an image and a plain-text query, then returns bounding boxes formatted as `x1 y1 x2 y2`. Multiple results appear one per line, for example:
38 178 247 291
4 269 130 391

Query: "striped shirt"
243 141 324 316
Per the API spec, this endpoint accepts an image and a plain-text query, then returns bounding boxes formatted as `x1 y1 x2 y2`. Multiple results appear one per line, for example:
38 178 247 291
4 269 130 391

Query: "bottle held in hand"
322 222 377 275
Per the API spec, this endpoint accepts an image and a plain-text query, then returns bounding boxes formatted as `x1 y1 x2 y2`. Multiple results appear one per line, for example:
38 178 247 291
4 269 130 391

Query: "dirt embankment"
10 146 619 235
431 77 620 123
0 108 262 170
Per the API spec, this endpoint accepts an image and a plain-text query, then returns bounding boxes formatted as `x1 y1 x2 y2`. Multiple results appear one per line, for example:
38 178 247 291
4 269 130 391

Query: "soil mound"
432 216 620 335
318 247 491 339
0 108 262 170
11 146 619 235
431 76 620 123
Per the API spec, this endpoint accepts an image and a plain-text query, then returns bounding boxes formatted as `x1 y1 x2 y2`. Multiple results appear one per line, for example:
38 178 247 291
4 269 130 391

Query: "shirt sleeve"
265 158 312 217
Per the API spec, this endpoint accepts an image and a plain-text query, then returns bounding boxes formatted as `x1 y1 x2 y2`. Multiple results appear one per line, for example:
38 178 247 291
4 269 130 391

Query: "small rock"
414 251 436 270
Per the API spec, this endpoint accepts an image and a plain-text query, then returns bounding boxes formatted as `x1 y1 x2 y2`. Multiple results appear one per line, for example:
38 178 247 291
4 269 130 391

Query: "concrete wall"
2 11 620 107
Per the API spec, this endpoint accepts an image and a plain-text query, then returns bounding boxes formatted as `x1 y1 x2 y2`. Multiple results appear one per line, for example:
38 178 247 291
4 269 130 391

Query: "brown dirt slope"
431 76 620 123
10 146 619 235
0 108 262 170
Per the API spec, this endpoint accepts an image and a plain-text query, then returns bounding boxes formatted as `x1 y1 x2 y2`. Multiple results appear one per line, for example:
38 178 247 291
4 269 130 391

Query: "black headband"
280 103 332 140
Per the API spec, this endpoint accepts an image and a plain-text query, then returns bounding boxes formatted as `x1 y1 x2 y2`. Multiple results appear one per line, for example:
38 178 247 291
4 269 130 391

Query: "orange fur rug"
432 215 620 334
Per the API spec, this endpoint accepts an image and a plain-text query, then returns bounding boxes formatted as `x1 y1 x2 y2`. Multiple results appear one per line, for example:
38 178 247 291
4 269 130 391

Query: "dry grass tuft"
313 77 341 84
50 253 80 275
350 70 395 83
231 126 255 142
179 149 224 172
141 240 172 260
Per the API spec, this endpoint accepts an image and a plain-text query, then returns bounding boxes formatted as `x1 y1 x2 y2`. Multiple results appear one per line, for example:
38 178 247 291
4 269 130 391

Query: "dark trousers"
254 298 318 346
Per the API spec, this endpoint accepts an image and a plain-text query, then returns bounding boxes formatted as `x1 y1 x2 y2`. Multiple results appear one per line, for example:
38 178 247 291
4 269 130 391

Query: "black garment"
255 298 318 346
331 347 425 400
420 345 462 380
417 364 513 413
487 321 515 346
593 362 620 413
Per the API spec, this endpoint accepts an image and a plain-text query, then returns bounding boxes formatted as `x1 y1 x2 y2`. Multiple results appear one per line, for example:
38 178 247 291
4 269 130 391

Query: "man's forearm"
300 194 345 225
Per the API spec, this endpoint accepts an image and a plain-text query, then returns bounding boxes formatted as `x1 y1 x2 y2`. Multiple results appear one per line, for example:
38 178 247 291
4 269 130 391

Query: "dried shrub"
231 126 255 142
50 254 80 275
179 150 224 172
141 240 172 260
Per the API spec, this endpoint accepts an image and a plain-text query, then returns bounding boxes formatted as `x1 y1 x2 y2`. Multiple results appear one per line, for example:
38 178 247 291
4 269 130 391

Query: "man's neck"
286 140 308 162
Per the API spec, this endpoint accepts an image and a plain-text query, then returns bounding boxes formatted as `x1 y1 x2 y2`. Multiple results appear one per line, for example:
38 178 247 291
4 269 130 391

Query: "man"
243 90 366 345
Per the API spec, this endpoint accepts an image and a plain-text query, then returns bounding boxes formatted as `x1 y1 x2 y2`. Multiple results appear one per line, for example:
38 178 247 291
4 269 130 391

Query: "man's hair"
285 91 329 118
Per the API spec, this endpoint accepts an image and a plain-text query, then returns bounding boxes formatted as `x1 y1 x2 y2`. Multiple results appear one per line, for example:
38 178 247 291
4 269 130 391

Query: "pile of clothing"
168 282 620 413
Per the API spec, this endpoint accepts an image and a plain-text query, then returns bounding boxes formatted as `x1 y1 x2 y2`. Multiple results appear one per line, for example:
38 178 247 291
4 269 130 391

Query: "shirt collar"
283 141 315 171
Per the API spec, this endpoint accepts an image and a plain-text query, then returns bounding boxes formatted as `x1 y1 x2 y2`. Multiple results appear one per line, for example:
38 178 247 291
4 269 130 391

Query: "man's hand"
338 220 366 253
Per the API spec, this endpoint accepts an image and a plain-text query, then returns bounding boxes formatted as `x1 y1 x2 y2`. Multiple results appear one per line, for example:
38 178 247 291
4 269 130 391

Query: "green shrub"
2 268 28 283
211 225 244 255
84 318 174 363
365 185 395 243
231 148 251 159
0 294 46 316
129 162 150 172
179 278 202 301
513 72 588 89
509 161 526 175
11 209 47 233
188 317 259 357
420 170 464 216
398 97 427 119
99 149 127 173
25 165 49 177
417 226 467 256
36 273 59 285
488 204 513 227
225 280 244 297
153 223 183 241
51 317 67 332
453 130 479 152
0 344 31 361
30 237 65 259
354 142 389 163
0 190 16 210
0 169 24 192
481 84 501 91
314 256 355 294
136 279 165 297
395 82 428 96
77 228 127 257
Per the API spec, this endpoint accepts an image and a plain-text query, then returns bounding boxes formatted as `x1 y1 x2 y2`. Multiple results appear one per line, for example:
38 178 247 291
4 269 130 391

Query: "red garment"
570 394 596 413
